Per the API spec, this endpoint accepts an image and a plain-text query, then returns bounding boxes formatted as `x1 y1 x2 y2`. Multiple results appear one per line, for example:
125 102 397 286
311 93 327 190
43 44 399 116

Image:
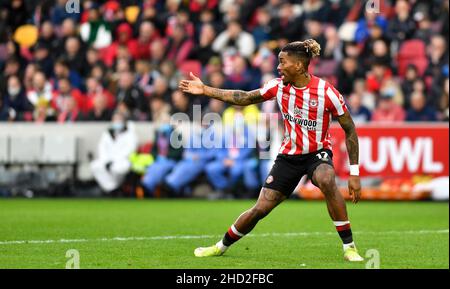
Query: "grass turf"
0 199 448 269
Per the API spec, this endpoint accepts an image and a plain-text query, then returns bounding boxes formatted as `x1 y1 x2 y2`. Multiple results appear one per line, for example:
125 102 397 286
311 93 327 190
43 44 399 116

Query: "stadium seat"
9 135 42 164
41 135 78 164
397 40 429 77
0 136 8 164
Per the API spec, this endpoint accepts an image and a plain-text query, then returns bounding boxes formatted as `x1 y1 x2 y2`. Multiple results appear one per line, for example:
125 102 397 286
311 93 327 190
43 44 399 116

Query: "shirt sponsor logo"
283 113 317 131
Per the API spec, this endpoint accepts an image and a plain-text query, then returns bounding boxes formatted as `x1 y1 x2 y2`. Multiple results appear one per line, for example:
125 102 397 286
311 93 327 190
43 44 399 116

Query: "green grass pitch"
0 199 448 269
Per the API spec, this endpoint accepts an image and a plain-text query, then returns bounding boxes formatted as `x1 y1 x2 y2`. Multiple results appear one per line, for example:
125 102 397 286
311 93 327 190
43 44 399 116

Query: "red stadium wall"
330 124 449 178
297 123 449 201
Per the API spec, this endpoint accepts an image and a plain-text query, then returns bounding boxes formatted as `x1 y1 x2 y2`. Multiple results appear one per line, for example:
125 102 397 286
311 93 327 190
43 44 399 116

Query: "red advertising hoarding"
329 124 449 178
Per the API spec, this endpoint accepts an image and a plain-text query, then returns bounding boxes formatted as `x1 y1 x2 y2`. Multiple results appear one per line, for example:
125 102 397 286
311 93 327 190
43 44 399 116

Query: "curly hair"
281 39 321 66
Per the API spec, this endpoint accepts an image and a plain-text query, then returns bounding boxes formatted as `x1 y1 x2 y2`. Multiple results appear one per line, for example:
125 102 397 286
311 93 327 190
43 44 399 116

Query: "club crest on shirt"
309 99 318 107
282 93 289 100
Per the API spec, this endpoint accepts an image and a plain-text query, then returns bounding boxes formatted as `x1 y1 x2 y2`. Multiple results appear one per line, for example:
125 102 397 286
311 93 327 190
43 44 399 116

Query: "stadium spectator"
3 75 31 121
57 94 81 123
32 42 53 78
63 36 88 77
336 57 364 96
164 24 194 67
212 20 255 60
425 35 449 81
83 93 113 122
171 90 193 121
270 2 304 42
149 39 166 68
224 56 253 91
4 0 29 32
0 0 447 127
53 58 83 91
438 77 449 121
386 0 415 45
85 76 115 112
406 91 438 121
354 10 388 44
135 59 160 97
347 93 372 123
141 124 183 196
413 12 434 43
401 64 420 109
251 8 272 47
135 21 161 60
86 47 105 75
205 119 258 198
159 60 182 91
55 18 79 56
151 77 172 103
164 123 215 197
27 71 53 108
0 57 22 93
116 71 147 120
322 25 343 61
0 94 10 121
149 95 171 124
38 21 60 57
366 61 393 94
50 0 80 25
371 90 406 122
80 4 112 50
52 78 86 115
101 23 136 67
90 111 138 193
188 23 218 66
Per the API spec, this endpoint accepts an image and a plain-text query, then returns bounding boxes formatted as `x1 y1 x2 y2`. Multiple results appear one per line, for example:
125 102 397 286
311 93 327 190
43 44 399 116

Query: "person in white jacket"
90 112 138 192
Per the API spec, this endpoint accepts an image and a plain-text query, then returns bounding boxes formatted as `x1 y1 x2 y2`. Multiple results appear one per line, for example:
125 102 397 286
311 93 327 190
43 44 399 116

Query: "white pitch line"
0 229 447 246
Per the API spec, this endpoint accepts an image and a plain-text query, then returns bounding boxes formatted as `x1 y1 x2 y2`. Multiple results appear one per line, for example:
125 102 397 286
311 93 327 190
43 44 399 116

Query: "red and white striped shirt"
260 75 348 155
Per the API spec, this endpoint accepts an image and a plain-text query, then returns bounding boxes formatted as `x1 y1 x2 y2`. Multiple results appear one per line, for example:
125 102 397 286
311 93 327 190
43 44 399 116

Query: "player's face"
277 51 301 84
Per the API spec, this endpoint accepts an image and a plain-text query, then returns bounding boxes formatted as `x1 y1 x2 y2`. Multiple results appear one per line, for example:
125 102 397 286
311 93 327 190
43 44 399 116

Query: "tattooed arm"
337 111 362 203
337 111 359 165
179 72 265 106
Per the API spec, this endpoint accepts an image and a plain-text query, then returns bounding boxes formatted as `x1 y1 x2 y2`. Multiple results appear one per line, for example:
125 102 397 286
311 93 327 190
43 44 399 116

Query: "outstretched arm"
179 72 265 106
337 111 362 203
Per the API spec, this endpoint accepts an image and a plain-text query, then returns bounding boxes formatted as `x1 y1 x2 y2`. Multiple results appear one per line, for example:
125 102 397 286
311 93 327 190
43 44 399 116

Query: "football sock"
334 221 354 249
219 225 245 251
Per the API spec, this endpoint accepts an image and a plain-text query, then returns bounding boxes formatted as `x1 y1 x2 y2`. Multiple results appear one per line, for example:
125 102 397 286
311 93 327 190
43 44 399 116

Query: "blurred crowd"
0 0 448 124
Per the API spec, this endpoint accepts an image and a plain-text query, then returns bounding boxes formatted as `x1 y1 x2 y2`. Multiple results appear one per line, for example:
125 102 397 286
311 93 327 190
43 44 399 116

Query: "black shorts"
263 149 334 197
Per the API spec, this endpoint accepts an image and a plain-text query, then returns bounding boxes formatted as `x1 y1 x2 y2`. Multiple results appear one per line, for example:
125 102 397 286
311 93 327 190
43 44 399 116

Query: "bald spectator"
116 71 147 119
27 71 53 108
406 91 437 122
135 21 161 60
63 36 88 76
